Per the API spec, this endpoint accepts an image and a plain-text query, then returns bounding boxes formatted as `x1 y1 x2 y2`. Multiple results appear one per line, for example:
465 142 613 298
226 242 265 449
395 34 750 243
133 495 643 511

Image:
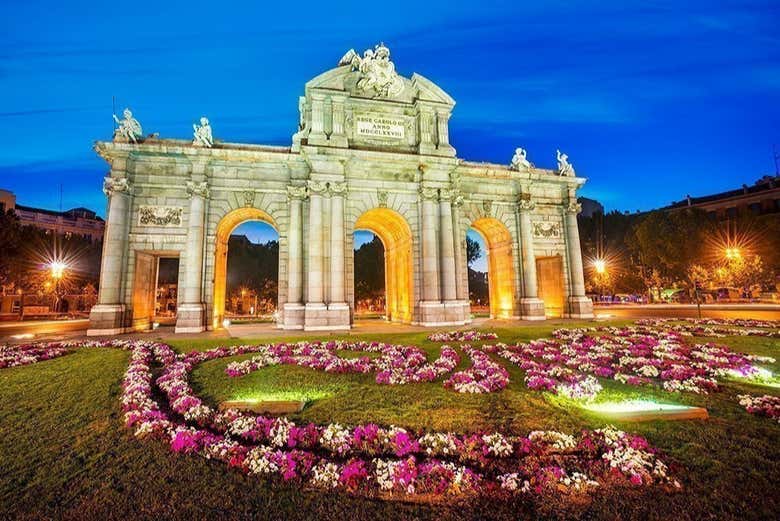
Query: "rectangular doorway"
536 255 564 318
131 252 179 331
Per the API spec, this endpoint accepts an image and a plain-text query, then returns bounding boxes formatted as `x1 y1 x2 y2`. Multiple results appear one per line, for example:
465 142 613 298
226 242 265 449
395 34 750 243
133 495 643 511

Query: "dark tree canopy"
466 236 482 267
226 235 279 302
353 235 385 301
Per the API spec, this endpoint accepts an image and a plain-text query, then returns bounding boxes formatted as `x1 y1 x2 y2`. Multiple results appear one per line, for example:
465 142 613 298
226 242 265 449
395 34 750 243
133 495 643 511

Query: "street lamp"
724 248 741 260
593 259 607 274
50 261 67 314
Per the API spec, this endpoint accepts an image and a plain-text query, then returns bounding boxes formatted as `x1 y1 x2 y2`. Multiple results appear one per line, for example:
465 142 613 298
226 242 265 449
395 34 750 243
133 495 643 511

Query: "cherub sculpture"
193 117 213 148
556 149 575 177
510 147 531 170
112 108 143 143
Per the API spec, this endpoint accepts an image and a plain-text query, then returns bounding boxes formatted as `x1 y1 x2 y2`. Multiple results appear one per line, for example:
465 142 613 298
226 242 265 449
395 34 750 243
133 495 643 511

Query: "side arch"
470 217 516 319
212 207 278 329
354 208 414 323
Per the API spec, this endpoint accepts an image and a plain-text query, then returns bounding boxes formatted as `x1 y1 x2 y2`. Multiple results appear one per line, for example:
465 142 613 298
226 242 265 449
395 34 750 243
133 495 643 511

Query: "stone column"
175 180 210 333
564 195 594 318
304 180 328 328
517 191 545 320
88 175 132 335
438 190 457 302
419 187 440 302
282 185 306 329
451 193 467 301
329 182 348 304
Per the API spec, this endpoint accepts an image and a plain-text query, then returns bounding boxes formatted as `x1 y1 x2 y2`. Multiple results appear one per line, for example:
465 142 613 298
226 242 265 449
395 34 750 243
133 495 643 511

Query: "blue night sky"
1 1 779 219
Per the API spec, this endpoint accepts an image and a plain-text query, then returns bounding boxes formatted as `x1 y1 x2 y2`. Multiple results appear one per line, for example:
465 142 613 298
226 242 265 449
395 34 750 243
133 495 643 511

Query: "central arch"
470 217 515 319
354 208 413 323
212 207 278 329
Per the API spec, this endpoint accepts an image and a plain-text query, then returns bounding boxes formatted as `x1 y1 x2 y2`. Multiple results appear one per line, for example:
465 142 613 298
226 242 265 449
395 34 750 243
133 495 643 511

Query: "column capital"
307 180 328 194
102 176 132 197
186 180 210 199
566 200 582 214
287 185 308 200
517 192 535 211
328 181 348 196
439 188 463 206
419 186 439 201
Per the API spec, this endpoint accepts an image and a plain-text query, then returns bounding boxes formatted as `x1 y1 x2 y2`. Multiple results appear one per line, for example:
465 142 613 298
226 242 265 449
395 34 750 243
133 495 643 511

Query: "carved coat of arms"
532 221 561 239
138 206 183 227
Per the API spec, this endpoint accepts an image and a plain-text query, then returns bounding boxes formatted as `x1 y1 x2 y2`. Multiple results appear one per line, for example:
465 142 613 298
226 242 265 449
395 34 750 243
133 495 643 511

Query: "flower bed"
1 338 680 499
444 345 509 393
428 330 498 342
738 394 780 423
484 326 774 397
223 340 460 386
635 318 780 338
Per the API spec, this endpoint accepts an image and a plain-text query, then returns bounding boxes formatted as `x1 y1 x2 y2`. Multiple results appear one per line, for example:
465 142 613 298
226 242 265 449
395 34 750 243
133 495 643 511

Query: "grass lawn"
1 321 778 520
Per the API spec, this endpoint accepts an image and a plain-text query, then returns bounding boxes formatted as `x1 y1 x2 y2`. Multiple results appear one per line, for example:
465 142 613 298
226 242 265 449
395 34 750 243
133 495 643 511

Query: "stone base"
281 302 305 330
87 304 127 336
520 297 546 321
417 300 470 327
304 302 351 331
567 296 594 319
175 303 206 333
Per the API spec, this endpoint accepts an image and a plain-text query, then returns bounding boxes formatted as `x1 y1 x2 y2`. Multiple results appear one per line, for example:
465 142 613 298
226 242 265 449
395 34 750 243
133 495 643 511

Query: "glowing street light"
50 261 67 280
593 259 607 274
724 248 741 260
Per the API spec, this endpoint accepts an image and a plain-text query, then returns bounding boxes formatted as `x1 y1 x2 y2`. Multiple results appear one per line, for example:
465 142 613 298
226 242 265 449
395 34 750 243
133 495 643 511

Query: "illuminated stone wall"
87 49 592 335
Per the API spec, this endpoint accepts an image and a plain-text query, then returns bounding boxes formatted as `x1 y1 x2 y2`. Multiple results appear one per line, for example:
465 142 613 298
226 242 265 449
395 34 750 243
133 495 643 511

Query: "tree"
0 209 22 287
466 236 482 267
353 236 385 301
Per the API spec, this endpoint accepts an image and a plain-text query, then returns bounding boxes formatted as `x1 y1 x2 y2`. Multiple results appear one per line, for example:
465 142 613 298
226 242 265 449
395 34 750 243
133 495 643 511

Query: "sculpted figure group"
112 108 214 148
509 147 576 177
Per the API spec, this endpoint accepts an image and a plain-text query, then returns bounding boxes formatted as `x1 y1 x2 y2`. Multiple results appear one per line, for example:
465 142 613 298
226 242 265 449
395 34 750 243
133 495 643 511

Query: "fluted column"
451 193 467 301
517 190 546 320
97 176 132 305
564 194 594 318
329 182 348 303
181 181 209 304
565 199 586 297
286 186 306 304
419 187 440 302
306 181 327 305
175 180 209 332
88 175 132 335
438 190 457 301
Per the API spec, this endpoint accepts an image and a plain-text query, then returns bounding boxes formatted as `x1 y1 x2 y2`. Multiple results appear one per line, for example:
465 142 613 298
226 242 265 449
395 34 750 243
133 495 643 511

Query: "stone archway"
354 208 413 323
470 217 516 319
212 207 277 329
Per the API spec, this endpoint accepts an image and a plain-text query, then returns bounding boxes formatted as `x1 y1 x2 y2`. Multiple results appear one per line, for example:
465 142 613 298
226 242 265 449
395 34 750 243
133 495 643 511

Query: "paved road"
0 319 88 341
2 305 777 342
593 304 780 321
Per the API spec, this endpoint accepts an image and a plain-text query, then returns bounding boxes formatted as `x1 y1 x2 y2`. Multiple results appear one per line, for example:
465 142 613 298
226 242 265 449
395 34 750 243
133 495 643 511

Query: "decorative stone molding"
377 190 388 208
243 191 255 207
287 185 308 200
517 192 535 211
102 176 132 197
306 180 328 194
329 182 348 196
532 221 561 239
566 200 582 214
482 200 493 216
419 186 439 201
138 206 183 227
186 181 210 199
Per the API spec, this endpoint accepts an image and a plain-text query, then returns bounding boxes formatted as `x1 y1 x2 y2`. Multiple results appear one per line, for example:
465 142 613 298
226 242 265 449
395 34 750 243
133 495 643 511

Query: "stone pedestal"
520 297 546 320
282 303 305 330
175 303 207 333
417 301 469 326
87 304 127 336
568 296 594 319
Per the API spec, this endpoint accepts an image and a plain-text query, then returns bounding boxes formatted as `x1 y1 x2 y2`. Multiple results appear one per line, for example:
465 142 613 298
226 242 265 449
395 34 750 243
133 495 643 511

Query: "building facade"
667 175 780 219
0 189 105 242
88 44 593 335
